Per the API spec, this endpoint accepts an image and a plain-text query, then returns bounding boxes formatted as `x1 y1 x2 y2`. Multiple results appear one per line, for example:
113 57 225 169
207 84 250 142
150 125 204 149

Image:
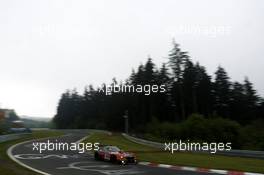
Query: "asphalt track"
8 130 217 175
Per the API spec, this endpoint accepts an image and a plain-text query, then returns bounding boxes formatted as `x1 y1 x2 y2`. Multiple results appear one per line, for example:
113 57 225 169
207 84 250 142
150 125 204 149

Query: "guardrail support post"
123 110 129 134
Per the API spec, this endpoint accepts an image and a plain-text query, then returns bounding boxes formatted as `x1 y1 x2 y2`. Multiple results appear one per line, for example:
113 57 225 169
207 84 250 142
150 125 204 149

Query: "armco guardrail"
122 133 164 149
87 129 112 134
58 129 111 135
30 128 50 131
217 149 264 159
0 133 30 143
122 133 264 159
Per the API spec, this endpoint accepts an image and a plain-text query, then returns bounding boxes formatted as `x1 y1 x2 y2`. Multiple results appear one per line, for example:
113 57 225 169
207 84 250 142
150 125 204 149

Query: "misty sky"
0 0 263 118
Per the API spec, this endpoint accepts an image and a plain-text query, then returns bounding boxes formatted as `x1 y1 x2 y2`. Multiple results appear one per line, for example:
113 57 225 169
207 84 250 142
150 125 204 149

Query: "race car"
94 145 137 165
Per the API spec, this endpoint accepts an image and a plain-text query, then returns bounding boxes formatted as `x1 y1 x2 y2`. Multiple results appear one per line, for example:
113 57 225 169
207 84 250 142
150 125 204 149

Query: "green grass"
84 132 264 173
0 130 63 175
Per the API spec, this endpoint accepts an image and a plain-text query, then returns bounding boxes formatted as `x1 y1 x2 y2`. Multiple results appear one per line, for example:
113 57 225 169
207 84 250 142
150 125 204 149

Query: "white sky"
0 0 263 118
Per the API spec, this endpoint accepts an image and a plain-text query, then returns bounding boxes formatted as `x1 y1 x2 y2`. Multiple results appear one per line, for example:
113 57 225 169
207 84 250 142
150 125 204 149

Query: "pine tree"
168 40 189 82
230 82 246 121
134 64 145 85
194 63 212 116
244 77 258 107
213 66 231 117
242 77 259 122
168 40 189 120
182 59 198 115
153 63 172 121
144 57 156 84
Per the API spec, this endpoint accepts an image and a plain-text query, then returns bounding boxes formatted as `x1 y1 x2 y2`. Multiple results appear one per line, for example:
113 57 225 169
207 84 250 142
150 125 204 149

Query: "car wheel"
94 152 100 160
110 155 117 163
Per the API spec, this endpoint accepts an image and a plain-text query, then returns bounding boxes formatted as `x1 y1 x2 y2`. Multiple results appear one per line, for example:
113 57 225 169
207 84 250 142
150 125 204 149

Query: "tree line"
53 41 264 133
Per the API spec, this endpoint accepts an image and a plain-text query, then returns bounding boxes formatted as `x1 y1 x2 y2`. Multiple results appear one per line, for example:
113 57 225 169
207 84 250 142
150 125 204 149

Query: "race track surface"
9 130 217 175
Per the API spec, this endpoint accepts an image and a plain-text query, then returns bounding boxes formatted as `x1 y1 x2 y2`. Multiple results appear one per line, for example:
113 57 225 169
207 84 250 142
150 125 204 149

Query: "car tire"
110 155 117 163
94 152 100 160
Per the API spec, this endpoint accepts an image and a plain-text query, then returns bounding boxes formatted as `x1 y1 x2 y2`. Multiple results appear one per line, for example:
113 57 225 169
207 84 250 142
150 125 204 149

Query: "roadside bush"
207 117 241 147
145 114 242 148
0 120 9 134
159 122 181 140
180 114 210 141
145 118 178 142
239 119 264 150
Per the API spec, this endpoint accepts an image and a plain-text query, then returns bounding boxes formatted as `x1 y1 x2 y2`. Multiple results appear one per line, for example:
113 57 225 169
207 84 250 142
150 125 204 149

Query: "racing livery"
94 145 137 165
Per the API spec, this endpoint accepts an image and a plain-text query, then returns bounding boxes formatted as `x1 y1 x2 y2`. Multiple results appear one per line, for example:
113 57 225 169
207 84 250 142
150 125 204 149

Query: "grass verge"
84 132 264 173
0 130 63 175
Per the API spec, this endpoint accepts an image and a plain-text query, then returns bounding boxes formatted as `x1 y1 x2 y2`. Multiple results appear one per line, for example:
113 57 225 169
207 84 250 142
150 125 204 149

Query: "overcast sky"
0 0 263 118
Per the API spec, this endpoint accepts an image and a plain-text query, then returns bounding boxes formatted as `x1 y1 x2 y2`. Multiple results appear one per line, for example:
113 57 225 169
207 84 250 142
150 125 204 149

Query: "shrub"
144 114 242 148
239 119 264 150
0 120 9 134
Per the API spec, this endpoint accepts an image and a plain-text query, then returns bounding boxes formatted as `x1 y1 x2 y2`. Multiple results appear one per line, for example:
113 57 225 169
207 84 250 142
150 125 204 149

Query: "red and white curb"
138 162 264 175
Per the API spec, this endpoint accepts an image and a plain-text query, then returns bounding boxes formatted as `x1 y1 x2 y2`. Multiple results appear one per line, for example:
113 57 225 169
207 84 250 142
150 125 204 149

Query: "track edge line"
6 133 76 175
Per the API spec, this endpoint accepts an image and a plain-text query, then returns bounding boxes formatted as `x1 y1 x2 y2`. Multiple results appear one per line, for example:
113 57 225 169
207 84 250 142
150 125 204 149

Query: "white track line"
75 135 90 144
7 139 54 175
7 134 88 175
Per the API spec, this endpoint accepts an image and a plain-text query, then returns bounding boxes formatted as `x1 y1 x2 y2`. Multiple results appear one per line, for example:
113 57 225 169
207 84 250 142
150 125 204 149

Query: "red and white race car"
94 145 137 165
